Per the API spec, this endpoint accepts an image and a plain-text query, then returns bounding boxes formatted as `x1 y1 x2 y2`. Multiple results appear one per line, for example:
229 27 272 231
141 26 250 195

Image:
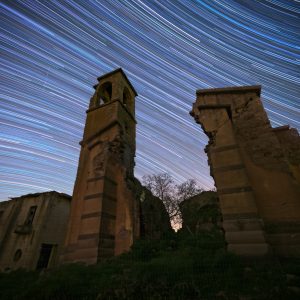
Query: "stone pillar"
191 85 300 257
191 86 270 256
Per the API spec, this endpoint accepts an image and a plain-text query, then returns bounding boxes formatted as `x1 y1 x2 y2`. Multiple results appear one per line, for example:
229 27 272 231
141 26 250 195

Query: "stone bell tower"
62 68 140 264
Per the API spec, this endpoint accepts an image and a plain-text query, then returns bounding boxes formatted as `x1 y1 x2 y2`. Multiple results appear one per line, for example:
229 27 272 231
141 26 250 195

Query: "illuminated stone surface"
62 69 140 263
191 86 300 257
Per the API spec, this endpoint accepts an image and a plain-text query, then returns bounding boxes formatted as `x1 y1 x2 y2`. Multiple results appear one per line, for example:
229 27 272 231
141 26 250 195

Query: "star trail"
0 0 299 200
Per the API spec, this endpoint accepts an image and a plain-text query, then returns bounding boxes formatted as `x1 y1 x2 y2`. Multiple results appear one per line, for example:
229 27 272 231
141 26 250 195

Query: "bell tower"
62 68 139 264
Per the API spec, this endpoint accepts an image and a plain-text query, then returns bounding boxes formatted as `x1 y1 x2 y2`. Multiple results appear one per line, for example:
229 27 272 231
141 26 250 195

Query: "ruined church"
1 68 300 271
62 68 300 262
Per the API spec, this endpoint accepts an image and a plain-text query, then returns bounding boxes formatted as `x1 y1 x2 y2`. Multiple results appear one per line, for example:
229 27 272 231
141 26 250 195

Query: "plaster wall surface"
0 191 71 271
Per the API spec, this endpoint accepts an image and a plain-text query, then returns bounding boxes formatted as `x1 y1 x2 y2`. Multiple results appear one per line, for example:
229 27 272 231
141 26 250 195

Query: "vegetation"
142 173 202 227
1 230 299 300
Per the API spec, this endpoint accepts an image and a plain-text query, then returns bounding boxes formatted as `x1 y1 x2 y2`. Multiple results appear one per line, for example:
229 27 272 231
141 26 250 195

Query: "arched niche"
97 81 112 105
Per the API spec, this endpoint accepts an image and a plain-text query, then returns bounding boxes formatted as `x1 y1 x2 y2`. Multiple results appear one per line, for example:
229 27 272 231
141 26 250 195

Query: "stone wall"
180 191 222 234
0 191 71 271
273 125 300 185
136 182 172 239
0 181 171 272
191 86 300 257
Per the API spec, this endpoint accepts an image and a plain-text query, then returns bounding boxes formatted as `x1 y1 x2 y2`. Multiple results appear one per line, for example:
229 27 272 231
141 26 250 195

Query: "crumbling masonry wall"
0 191 71 271
180 191 222 234
191 86 300 257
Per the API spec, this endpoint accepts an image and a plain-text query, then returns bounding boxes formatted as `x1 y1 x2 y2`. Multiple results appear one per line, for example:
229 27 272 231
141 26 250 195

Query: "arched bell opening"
97 81 112 106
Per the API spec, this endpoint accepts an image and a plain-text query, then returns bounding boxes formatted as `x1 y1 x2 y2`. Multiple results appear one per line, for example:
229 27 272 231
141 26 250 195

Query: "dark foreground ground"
1 231 300 300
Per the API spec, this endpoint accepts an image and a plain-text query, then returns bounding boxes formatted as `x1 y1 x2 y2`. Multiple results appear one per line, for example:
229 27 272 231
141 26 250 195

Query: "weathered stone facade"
0 191 71 271
191 86 300 257
62 69 141 264
4 69 299 268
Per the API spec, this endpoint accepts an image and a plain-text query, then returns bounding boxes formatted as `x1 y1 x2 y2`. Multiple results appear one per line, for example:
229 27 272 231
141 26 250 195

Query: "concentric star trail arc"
0 0 299 199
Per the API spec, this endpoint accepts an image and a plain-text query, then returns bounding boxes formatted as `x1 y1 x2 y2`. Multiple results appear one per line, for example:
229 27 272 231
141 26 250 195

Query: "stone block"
66 246 98 262
210 147 239 163
83 198 102 215
77 238 99 249
214 169 250 189
203 94 218 105
103 185 117 199
80 217 101 235
215 122 236 146
267 233 300 245
225 230 266 244
272 245 300 257
223 219 264 232
197 108 229 133
99 237 115 249
228 243 270 256
86 178 105 193
98 247 115 259
102 198 117 216
219 191 258 215
100 217 116 235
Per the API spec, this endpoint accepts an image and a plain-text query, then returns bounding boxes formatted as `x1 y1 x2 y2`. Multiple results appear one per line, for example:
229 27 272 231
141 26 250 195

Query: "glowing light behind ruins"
0 1 299 199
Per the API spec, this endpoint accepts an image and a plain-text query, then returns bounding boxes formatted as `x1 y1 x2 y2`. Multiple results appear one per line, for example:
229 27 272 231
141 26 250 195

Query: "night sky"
0 0 299 200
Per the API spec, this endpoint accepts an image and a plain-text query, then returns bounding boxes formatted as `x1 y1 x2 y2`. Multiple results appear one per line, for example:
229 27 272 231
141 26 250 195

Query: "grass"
0 230 299 299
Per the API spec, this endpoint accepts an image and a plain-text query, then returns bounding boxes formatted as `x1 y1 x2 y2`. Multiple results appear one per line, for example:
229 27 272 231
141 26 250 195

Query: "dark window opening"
123 87 131 107
98 82 112 105
124 122 129 134
36 244 53 270
13 249 22 262
24 206 37 226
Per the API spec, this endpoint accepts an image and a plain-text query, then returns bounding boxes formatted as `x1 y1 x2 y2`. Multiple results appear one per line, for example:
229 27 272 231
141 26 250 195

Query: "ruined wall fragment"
128 178 171 239
191 86 300 257
0 191 71 271
180 191 222 233
273 125 300 184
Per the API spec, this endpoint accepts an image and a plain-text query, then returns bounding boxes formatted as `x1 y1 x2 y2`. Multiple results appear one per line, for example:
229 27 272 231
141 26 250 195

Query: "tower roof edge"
196 85 261 96
97 68 138 96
